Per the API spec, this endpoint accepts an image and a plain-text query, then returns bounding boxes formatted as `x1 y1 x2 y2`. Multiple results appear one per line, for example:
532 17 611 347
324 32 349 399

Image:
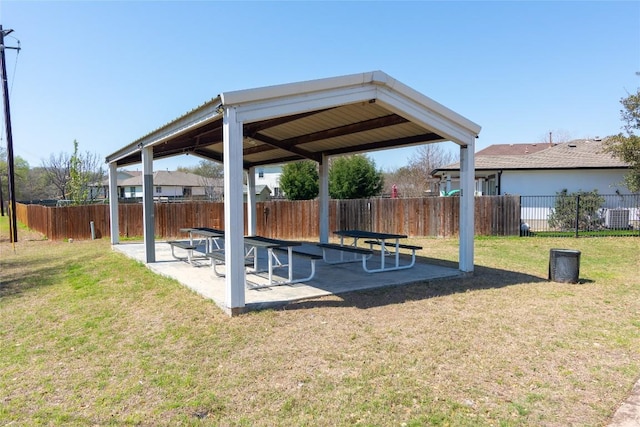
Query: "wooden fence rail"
15 196 521 241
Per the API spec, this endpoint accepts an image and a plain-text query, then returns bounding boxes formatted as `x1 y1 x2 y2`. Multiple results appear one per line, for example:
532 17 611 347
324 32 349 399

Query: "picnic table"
167 227 225 265
183 227 225 253
320 230 421 273
170 230 319 288
242 236 320 289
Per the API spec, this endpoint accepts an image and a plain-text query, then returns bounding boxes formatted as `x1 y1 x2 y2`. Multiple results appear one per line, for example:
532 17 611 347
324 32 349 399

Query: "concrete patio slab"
112 241 463 313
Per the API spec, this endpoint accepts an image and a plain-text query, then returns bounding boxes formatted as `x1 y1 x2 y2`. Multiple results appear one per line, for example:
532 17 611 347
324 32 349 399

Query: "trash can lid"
550 248 581 255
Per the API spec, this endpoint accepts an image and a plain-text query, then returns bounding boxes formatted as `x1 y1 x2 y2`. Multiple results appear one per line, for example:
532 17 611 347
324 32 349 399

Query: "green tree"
548 189 605 231
44 140 104 203
20 167 53 201
11 157 31 200
0 147 31 202
603 88 640 192
279 160 319 200
68 140 87 203
329 155 383 199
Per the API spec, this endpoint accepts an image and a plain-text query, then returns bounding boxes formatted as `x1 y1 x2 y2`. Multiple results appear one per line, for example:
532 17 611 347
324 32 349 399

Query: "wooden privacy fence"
15 195 521 241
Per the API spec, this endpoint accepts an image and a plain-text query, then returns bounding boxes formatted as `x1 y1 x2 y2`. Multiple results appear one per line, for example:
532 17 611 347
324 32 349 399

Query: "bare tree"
385 144 457 197
42 141 104 203
42 152 71 200
539 130 572 146
179 160 224 200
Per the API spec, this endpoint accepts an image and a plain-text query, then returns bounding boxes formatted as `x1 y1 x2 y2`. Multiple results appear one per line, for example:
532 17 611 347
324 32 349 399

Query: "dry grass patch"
1 224 639 426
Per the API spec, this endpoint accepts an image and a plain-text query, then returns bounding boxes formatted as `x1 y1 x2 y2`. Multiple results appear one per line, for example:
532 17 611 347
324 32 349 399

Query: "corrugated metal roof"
106 71 481 168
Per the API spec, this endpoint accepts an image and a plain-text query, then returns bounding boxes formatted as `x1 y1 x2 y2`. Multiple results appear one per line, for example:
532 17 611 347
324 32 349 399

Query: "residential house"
431 139 637 230
94 169 274 202
431 138 632 196
94 170 210 201
243 184 272 202
255 165 283 198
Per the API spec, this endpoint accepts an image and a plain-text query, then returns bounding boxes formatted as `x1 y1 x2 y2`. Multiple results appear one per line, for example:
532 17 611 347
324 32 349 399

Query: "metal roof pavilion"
106 71 480 168
105 71 481 315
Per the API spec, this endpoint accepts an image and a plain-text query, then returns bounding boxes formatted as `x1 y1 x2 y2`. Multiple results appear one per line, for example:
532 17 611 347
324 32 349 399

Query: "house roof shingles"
433 139 628 174
475 143 551 156
117 170 205 187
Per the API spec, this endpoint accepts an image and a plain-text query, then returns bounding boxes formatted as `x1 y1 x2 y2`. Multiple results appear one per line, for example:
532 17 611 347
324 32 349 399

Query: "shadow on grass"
279 259 548 311
0 251 97 297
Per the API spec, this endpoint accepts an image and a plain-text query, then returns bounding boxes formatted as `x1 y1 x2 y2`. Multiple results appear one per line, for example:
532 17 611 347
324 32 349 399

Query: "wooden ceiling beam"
245 155 305 168
248 133 322 162
324 133 444 156
242 114 409 157
276 114 409 149
243 108 335 137
192 148 224 164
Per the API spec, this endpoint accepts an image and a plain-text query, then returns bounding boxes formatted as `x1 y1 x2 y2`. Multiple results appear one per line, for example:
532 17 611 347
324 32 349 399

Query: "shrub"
548 189 605 231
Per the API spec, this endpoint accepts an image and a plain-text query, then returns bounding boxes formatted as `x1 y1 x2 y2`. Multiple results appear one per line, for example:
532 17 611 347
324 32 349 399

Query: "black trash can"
548 249 581 283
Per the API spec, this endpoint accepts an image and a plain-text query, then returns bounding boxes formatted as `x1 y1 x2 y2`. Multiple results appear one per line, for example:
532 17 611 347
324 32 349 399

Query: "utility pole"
0 25 19 243
0 173 4 216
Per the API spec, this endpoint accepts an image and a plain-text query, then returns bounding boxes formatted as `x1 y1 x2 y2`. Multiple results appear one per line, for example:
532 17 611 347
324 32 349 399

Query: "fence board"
15 195 522 241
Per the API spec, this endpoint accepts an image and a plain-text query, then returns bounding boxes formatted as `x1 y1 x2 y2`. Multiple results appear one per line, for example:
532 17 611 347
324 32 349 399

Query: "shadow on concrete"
275 263 547 311
113 242 550 314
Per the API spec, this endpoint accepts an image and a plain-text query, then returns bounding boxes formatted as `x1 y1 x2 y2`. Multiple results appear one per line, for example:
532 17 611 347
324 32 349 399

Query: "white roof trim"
221 70 480 141
220 71 386 105
376 88 477 145
105 96 222 163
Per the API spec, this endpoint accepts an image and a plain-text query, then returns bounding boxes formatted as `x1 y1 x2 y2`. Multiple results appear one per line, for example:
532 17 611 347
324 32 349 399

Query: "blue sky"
1 1 638 172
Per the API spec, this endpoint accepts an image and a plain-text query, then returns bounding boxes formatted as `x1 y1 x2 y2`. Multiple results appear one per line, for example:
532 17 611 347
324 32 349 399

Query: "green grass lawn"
1 218 639 426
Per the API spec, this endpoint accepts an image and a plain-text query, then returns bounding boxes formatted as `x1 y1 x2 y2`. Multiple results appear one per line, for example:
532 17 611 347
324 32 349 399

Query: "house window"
487 177 497 196
258 169 264 178
129 186 136 196
156 186 162 193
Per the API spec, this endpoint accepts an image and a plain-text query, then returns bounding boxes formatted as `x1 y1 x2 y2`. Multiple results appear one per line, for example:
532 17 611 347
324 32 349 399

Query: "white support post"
459 141 475 273
223 106 246 314
141 145 155 263
247 167 257 236
108 162 119 244
319 154 329 243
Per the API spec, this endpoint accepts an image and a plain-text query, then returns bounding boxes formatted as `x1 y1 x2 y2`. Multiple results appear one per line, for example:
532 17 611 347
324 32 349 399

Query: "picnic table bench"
316 242 373 264
167 240 201 264
272 247 323 286
363 240 422 270
206 251 253 278
208 236 320 289
326 230 422 273
244 236 321 289
168 227 226 265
